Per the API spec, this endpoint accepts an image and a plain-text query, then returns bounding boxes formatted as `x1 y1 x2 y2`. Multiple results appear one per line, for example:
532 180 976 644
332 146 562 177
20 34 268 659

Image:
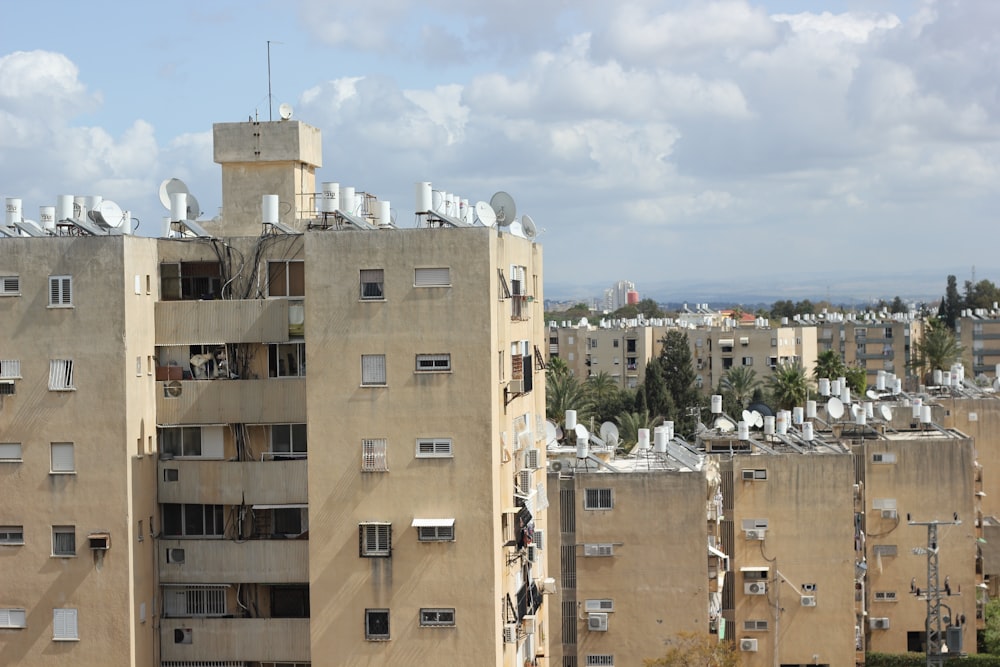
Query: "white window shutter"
53 608 78 640
51 443 74 472
414 267 450 286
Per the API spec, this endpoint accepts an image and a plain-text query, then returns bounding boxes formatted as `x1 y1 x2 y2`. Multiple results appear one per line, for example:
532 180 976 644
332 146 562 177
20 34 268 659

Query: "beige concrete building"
816 318 922 384
547 323 674 389
691 324 818 394
957 312 1000 380
0 118 549 667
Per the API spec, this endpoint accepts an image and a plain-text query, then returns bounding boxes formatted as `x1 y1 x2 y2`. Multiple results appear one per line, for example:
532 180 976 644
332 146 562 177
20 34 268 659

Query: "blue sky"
1 0 998 301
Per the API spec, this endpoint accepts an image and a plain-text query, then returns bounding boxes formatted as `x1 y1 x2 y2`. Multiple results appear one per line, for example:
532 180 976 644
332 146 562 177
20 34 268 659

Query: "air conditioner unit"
503 623 518 644
163 380 183 398
534 528 544 551
526 544 538 563
745 529 766 541
524 448 540 470
740 638 758 652
745 582 767 595
508 379 525 394
0 381 15 395
166 548 185 564
882 509 898 520
588 613 609 631
517 470 533 494
801 595 817 607
870 617 890 630
522 614 537 635
549 460 563 473
87 532 110 550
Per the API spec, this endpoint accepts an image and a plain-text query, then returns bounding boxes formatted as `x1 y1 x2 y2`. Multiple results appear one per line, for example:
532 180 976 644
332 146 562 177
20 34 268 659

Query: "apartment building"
957 312 1000 379
547 323 673 388
815 317 921 384
0 117 549 667
691 324 818 393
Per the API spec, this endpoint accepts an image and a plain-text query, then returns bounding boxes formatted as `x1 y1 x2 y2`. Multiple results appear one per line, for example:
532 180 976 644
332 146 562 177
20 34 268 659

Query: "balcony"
155 299 290 345
159 459 308 505
160 617 310 662
159 538 309 584
157 378 306 424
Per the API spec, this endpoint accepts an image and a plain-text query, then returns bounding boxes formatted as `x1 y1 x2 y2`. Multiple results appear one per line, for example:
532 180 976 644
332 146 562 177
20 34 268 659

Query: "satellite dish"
600 422 619 447
715 417 735 432
750 410 763 428
93 200 124 228
880 405 893 421
545 421 558 448
159 178 190 209
866 390 879 400
851 403 863 417
521 214 537 240
474 201 496 227
279 103 294 120
508 220 525 238
490 191 517 227
827 397 845 419
741 410 752 424
186 194 201 220
574 424 589 441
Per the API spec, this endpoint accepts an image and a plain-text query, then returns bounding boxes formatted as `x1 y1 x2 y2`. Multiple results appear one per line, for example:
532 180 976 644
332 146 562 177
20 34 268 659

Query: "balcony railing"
158 459 308 505
158 378 306 424
159 538 309 584
159 617 310 662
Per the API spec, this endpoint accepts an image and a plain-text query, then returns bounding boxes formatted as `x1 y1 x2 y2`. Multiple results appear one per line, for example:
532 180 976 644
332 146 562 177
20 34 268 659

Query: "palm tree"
911 318 964 381
546 355 569 378
721 366 761 413
767 361 812 411
813 349 846 381
586 371 618 405
615 410 664 454
546 371 592 424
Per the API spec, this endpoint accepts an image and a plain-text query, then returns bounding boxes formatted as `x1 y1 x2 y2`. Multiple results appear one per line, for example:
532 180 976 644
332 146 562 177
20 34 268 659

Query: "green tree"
659 330 703 435
615 410 664 454
911 318 965 381
545 302 591 323
890 296 907 313
546 356 569 378
637 298 665 319
546 369 592 424
642 358 674 419
813 349 846 381
771 300 795 319
644 631 742 666
941 275 962 330
766 361 812 411
844 366 868 396
965 279 1000 310
795 299 815 314
721 366 761 413
984 598 1000 653
586 372 630 424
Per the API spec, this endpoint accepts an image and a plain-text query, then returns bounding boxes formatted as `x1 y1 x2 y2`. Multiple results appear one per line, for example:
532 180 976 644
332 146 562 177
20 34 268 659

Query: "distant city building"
603 280 635 312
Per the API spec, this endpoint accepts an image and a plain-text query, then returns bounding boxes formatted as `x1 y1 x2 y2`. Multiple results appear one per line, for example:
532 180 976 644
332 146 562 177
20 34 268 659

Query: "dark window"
271 585 310 618
161 262 223 300
366 609 390 640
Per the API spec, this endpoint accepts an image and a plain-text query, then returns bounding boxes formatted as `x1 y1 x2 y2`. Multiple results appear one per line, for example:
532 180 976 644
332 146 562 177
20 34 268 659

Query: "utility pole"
909 514 963 667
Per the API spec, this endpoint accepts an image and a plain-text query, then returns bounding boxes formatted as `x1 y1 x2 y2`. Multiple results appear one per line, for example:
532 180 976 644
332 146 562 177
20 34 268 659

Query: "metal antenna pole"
909 516 960 667
267 40 273 121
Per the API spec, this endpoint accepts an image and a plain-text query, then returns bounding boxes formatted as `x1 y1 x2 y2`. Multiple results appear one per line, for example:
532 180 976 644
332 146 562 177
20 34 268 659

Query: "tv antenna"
908 513 965 665
267 40 284 121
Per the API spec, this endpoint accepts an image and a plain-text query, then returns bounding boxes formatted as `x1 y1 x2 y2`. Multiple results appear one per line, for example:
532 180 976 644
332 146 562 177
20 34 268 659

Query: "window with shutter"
415 438 452 458
0 360 18 378
48 276 72 307
0 443 22 462
50 443 75 473
359 523 391 557
361 439 388 472
53 608 78 640
414 267 450 287
0 608 26 628
361 355 386 385
0 276 20 296
48 359 74 390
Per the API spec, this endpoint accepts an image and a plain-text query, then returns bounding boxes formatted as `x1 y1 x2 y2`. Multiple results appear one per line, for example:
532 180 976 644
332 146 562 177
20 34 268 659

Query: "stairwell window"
361 354 387 386
420 608 455 626
359 522 391 557
52 526 76 557
415 354 451 373
48 276 72 307
360 269 385 300
48 359 75 390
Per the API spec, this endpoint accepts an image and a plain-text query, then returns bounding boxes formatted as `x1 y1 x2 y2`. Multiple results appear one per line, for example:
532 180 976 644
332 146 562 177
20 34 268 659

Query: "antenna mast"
266 40 283 121
908 514 965 666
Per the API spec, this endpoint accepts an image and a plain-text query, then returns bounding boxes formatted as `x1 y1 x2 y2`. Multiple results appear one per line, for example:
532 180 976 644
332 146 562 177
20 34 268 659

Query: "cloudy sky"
1 0 997 301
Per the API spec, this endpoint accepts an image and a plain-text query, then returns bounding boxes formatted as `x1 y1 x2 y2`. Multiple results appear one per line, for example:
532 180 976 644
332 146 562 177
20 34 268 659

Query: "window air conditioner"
508 379 525 394
588 613 609 631
0 381 15 395
522 614 537 635
740 638 758 652
744 581 767 595
166 548 185 564
801 595 817 607
88 532 110 550
882 509 898 520
870 617 890 630
503 623 518 644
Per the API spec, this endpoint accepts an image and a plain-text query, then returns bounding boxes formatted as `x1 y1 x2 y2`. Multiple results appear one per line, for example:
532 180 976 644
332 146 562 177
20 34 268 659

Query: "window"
267 260 304 297
362 438 388 472
50 442 75 474
271 585 310 618
874 591 898 602
413 519 455 542
0 443 22 462
420 608 455 626
415 354 451 372
0 608 26 628
360 269 384 300
742 356 753 366
0 360 20 378
361 354 386 386
872 452 897 464
52 526 76 556
53 608 78 641
414 267 450 287
271 424 307 459
416 438 453 458
269 343 305 377
584 599 615 612
359 522 392 557
164 585 228 617
0 276 20 296
584 488 613 510
162 504 225 537
48 359 75 390
365 608 390 640
586 656 615 667
0 525 24 545
160 428 202 458
48 276 72 307
161 262 223 300
743 619 769 631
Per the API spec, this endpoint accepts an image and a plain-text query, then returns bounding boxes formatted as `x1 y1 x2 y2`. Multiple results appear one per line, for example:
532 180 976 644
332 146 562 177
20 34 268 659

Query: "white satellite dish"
279 103 294 120
159 178 190 209
474 201 496 227
880 405 893 421
827 397 845 419
508 220 525 238
92 199 124 228
866 389 879 400
600 422 619 447
715 417 735 432
851 403 863 417
185 194 201 220
490 191 517 227
521 214 537 240
750 410 763 428
574 424 589 441
741 410 752 424
545 421 558 448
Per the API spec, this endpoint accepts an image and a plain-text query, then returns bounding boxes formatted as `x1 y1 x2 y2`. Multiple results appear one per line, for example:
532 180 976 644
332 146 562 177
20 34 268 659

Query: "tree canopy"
644 631 742 666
